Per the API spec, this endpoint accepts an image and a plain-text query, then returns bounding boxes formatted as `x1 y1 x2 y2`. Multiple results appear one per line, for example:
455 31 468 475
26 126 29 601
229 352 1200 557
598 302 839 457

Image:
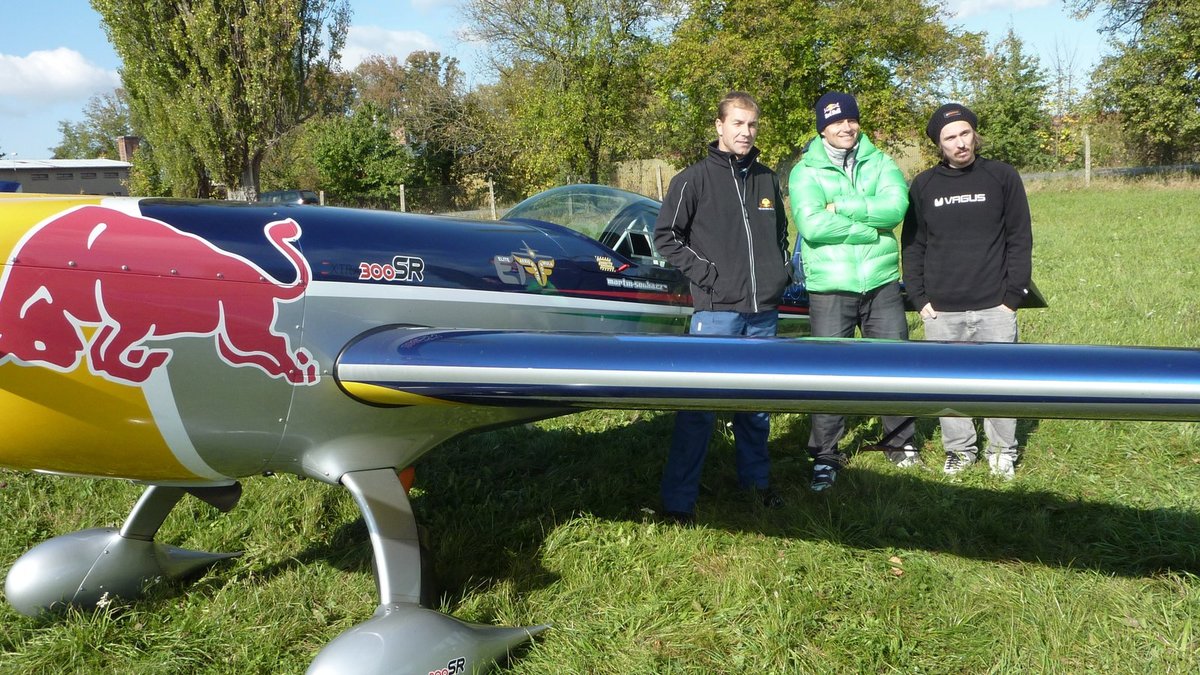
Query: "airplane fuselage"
0 196 689 485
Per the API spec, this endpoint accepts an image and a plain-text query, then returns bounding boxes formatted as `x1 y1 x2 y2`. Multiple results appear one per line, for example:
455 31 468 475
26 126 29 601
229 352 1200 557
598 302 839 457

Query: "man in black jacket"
653 91 792 523
902 103 1033 480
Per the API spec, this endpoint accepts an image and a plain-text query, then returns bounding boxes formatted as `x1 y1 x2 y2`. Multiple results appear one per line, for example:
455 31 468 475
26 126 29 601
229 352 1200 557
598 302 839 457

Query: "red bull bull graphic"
0 204 317 386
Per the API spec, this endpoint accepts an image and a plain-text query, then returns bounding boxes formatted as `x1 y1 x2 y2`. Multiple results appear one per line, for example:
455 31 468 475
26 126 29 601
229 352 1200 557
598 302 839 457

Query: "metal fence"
313 161 1200 218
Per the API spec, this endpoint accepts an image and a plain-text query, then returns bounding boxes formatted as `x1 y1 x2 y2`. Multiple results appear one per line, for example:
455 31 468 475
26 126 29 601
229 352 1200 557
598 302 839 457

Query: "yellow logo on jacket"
758 197 773 210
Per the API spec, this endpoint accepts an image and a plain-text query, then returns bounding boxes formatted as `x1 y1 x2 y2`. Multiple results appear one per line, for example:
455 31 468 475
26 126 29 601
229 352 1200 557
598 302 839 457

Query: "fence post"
1084 129 1091 187
399 184 406 212
656 165 664 200
489 179 497 220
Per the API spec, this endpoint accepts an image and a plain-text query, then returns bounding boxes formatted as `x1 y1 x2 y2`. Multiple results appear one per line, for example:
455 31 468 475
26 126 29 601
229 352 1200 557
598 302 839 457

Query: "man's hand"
919 303 937 320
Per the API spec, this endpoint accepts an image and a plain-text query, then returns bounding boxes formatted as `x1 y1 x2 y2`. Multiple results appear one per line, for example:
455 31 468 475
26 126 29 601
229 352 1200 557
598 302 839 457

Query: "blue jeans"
923 305 1019 460
660 310 777 514
806 281 912 465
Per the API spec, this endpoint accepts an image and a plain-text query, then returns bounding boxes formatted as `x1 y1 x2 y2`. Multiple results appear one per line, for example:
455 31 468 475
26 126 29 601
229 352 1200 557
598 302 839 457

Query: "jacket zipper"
830 152 873 293
728 158 759 313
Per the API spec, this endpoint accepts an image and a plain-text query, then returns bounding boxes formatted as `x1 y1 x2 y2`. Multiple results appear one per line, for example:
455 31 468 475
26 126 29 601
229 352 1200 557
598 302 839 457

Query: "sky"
0 0 1110 160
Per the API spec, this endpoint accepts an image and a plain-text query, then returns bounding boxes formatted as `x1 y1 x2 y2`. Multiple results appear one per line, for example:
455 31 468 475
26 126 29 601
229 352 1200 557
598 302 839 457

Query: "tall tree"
655 0 967 169
309 103 413 206
352 52 469 190
53 89 134 160
126 142 169 197
464 0 661 186
91 0 350 197
1070 0 1186 33
1045 42 1086 168
969 29 1053 170
1083 2 1199 165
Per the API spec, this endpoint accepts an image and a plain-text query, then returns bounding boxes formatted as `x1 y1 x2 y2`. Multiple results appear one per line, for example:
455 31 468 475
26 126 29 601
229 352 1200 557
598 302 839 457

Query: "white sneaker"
891 447 923 469
988 454 1016 480
943 451 974 475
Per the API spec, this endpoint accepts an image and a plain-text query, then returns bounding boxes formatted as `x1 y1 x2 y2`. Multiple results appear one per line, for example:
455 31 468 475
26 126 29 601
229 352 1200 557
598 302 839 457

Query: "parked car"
259 189 319 205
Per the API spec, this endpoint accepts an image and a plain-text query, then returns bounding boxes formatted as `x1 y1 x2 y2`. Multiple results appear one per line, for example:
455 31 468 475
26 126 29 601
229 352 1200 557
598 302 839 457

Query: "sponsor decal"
607 277 668 293
493 255 520 284
358 255 426 283
494 244 555 288
595 256 616 272
0 205 317 385
428 658 467 675
933 193 987 207
758 197 773 210
822 102 842 119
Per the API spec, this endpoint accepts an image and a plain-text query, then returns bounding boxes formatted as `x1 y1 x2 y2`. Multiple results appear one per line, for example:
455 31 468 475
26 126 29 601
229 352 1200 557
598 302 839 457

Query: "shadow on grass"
237 411 1194 616
402 412 1197 602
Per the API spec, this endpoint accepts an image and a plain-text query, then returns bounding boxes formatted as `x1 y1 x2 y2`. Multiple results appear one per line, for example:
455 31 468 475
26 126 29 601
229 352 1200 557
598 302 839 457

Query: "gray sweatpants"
922 305 1019 460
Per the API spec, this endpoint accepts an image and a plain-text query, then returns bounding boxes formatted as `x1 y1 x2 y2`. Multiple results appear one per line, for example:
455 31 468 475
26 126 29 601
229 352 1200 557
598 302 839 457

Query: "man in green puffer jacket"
788 91 919 492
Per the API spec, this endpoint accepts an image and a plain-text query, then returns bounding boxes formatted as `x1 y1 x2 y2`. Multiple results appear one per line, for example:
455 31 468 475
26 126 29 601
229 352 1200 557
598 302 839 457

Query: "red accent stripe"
558 288 680 304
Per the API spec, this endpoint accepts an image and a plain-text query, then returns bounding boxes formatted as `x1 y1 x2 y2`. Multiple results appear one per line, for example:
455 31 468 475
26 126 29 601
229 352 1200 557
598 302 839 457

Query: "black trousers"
806 281 913 465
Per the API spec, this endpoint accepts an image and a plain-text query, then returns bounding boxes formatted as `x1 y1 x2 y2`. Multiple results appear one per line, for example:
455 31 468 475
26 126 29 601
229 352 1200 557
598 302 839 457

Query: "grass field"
3 179 1200 673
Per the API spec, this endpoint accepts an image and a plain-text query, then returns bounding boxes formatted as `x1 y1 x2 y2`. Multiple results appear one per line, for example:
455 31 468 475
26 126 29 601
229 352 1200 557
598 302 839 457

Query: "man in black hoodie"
653 91 792 523
902 103 1033 480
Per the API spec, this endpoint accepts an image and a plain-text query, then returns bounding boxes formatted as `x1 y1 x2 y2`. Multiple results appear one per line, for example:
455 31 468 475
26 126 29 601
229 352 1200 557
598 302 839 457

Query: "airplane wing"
336 327 1200 421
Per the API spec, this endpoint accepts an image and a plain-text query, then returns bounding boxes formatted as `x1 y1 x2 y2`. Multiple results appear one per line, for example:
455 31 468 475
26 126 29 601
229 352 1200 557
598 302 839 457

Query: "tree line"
52 0 1200 210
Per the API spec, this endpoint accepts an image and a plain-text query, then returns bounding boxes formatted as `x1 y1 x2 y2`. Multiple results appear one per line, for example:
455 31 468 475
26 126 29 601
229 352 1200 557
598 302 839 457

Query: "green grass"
4 178 1200 673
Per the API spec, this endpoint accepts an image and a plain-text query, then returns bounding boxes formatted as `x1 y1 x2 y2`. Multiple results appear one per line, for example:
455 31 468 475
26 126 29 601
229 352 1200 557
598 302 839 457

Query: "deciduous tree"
309 103 413 205
353 52 469 190
464 0 661 187
1084 2 1199 165
52 90 134 160
91 0 350 197
655 0 967 168
1070 0 1185 33
968 29 1053 170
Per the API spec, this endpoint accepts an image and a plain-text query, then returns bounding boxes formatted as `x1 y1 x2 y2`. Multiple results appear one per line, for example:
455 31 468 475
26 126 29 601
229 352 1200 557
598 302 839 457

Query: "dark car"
259 189 319 205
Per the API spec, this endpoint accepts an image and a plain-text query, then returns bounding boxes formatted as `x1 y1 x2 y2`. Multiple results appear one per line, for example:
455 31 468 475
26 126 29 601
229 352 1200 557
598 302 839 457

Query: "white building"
0 158 132 196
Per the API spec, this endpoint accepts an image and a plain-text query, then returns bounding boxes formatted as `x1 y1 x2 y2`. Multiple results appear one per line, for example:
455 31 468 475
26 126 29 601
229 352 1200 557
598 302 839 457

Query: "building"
0 158 132 196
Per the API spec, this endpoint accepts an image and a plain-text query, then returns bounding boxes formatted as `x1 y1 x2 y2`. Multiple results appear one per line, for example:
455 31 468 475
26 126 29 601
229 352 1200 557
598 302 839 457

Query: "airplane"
3 189 1199 675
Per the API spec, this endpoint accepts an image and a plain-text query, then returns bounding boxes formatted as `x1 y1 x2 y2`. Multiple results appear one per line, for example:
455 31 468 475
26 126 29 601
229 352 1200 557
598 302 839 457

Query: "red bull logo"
0 205 318 386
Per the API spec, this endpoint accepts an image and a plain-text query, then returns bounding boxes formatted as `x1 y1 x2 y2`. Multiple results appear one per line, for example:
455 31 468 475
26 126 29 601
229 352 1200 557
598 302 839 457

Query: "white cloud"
947 0 1053 20
411 0 443 12
0 48 119 110
342 25 439 69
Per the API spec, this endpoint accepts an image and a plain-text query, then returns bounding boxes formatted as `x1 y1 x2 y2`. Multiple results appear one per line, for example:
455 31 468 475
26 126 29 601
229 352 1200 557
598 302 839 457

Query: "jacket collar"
802 133 879 167
707 140 761 167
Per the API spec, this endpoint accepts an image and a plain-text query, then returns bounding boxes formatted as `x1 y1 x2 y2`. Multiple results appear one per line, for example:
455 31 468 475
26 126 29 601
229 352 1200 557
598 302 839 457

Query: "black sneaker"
662 510 696 526
754 488 785 509
810 464 838 492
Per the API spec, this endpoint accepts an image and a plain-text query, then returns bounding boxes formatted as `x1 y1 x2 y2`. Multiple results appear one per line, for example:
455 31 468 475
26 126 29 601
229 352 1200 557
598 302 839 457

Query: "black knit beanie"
926 103 978 142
